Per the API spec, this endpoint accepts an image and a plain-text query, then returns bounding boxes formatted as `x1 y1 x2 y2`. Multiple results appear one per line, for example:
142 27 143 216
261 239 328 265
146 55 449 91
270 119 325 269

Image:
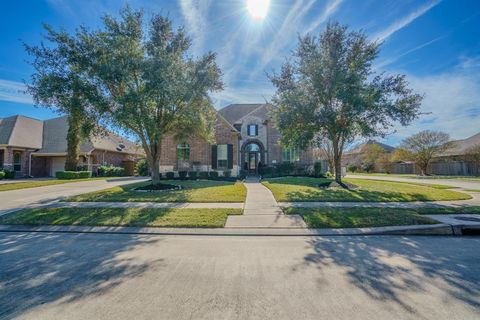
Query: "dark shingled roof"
217 104 265 125
345 140 396 155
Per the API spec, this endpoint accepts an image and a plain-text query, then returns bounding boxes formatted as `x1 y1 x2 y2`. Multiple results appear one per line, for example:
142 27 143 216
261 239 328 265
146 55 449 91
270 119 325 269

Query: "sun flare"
246 0 270 20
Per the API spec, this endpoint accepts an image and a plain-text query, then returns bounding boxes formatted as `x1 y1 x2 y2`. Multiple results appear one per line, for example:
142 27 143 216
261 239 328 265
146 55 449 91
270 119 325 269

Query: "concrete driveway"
0 177 149 214
0 233 478 320
347 174 480 190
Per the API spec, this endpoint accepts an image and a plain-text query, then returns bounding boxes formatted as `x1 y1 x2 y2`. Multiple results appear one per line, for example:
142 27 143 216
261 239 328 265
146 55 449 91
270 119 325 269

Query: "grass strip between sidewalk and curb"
66 180 247 203
0 207 243 228
283 207 453 229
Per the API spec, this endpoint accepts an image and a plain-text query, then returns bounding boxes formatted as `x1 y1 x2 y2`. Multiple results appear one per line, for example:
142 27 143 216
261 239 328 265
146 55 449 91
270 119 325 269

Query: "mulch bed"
134 183 182 192
317 181 359 190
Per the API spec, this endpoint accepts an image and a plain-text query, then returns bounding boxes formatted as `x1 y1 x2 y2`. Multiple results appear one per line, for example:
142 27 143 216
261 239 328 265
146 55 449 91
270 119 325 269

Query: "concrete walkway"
225 177 307 228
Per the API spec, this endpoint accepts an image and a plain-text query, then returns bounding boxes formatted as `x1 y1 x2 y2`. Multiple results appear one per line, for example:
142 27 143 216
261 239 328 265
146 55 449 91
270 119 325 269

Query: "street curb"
0 223 455 236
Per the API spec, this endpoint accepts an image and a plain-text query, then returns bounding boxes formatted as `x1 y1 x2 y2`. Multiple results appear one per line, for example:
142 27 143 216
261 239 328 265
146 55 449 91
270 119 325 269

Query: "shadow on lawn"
0 232 163 318
299 236 480 313
285 188 434 202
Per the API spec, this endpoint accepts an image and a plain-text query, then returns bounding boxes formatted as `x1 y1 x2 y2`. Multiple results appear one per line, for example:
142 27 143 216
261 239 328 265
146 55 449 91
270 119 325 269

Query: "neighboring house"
0 115 143 177
157 103 317 176
342 140 395 167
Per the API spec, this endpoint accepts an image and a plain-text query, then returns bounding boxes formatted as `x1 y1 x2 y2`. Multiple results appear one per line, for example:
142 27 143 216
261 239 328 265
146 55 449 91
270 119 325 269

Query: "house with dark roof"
155 103 316 176
0 115 143 177
342 139 396 167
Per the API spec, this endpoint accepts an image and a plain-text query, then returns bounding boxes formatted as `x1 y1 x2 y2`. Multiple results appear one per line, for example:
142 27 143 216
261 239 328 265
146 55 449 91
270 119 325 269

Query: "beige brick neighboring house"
0 115 143 177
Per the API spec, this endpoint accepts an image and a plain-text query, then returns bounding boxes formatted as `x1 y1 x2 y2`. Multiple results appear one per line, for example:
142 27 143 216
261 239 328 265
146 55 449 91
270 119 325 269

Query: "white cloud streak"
178 0 212 57
304 0 343 34
390 59 480 141
372 0 441 42
0 79 33 105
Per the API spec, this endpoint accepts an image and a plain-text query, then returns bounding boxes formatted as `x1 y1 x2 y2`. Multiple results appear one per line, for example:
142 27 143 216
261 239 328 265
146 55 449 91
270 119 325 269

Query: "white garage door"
50 157 66 177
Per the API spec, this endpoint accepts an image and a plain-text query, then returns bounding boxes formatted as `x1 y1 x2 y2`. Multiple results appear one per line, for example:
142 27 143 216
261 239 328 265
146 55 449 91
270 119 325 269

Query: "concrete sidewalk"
225 177 307 228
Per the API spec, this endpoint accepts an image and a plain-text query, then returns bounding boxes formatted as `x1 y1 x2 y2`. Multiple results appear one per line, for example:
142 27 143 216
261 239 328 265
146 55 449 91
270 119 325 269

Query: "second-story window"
248 124 258 137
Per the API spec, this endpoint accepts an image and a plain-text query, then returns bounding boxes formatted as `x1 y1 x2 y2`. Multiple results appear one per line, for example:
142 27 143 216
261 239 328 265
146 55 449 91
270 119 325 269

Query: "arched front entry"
241 140 265 174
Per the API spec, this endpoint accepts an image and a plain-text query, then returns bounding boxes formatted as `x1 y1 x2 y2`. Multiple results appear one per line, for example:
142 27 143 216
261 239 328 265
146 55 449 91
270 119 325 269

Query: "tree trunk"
332 139 342 183
151 156 161 185
65 111 81 171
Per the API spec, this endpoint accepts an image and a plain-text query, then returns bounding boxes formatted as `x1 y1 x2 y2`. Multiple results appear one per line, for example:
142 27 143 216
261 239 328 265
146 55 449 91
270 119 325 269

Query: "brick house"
157 103 317 176
0 115 143 177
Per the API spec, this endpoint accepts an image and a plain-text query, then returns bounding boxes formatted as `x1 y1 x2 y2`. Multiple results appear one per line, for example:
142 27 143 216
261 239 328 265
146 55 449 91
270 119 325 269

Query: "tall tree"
398 130 451 176
269 22 422 184
362 144 385 172
73 8 222 184
25 28 103 171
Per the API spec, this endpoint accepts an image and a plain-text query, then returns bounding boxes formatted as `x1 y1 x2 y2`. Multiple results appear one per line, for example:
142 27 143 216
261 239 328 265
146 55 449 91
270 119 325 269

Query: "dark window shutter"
211 145 218 169
227 144 233 169
255 125 258 136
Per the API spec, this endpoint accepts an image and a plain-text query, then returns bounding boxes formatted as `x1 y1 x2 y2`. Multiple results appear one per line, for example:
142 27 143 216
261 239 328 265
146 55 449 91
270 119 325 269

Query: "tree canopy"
269 22 423 183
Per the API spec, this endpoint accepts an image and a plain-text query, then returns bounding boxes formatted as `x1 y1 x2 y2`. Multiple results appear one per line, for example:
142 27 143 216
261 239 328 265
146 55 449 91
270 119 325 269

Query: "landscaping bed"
0 207 243 228
283 207 438 228
67 180 247 202
262 177 472 202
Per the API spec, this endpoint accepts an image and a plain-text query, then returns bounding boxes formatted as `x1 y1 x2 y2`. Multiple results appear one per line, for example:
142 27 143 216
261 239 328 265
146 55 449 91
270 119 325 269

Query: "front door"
248 152 258 173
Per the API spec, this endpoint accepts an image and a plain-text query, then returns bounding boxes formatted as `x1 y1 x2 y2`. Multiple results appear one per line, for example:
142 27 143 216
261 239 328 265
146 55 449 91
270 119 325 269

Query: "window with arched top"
13 152 22 171
176 143 190 161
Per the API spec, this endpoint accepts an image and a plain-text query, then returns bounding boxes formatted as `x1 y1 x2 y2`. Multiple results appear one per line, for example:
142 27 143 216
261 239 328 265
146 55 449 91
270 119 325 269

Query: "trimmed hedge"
223 170 231 178
0 171 5 180
3 170 15 179
199 171 209 179
56 171 92 180
166 171 175 179
209 171 219 178
178 171 188 180
98 165 125 177
188 171 198 179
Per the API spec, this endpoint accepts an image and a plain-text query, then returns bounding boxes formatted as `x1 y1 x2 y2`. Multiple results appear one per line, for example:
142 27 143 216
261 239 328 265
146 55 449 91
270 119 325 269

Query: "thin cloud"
372 0 441 42
0 79 33 105
178 0 212 56
376 34 447 69
305 0 343 34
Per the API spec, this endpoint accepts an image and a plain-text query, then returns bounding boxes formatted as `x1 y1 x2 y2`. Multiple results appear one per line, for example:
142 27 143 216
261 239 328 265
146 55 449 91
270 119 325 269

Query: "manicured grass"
463 189 480 193
67 180 247 202
262 177 472 202
283 207 437 228
412 206 480 215
0 177 110 192
0 207 243 228
348 172 480 181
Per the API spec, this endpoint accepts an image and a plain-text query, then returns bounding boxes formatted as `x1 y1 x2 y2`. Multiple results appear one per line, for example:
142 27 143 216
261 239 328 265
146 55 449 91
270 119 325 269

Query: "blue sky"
1 0 479 146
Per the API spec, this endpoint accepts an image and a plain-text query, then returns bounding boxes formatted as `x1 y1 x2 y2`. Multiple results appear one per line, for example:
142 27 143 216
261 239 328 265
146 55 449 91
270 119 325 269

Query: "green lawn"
67 180 247 202
0 207 243 228
283 207 438 228
0 177 111 192
348 172 480 181
262 177 472 202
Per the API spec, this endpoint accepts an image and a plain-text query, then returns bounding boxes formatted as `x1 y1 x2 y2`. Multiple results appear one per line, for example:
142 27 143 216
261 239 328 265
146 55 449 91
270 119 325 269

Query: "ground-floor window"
217 144 228 169
176 143 190 161
13 152 22 171
282 146 300 163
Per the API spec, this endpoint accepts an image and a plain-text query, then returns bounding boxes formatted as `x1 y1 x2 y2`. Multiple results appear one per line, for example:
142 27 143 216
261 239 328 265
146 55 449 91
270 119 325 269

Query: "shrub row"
162 170 232 180
0 170 15 179
98 165 125 177
260 161 328 178
55 171 92 179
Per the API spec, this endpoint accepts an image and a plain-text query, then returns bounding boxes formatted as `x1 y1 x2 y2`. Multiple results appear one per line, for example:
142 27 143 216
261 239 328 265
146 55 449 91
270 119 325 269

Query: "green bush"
276 162 295 176
238 170 248 179
209 171 219 179
98 165 125 177
0 171 5 180
223 170 231 178
178 171 188 180
56 171 92 179
136 159 149 176
3 170 15 179
314 161 324 177
347 165 358 173
166 171 175 179
199 171 209 179
188 171 198 179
